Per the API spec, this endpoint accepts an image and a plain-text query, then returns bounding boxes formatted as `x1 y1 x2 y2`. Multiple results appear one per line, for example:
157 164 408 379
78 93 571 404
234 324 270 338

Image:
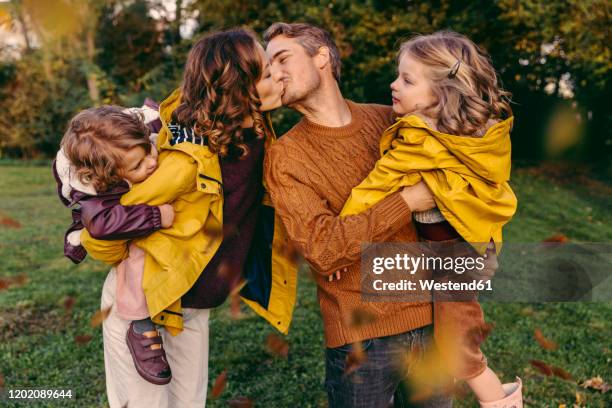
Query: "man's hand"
477 242 499 280
400 182 436 212
159 204 175 228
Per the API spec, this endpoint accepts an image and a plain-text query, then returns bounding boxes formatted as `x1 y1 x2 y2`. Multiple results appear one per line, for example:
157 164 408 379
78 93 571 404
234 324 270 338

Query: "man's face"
266 35 321 106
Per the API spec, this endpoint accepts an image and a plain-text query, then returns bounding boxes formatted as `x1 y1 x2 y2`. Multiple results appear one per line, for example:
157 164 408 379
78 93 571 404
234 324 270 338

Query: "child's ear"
315 46 331 71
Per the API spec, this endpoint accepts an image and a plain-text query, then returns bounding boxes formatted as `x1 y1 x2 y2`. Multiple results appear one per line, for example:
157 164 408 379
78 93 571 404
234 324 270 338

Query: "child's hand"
400 182 436 212
159 204 175 228
328 267 347 282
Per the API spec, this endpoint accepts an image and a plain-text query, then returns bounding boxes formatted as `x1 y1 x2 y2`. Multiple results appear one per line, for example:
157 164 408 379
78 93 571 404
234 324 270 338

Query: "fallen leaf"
266 333 289 358
0 279 9 291
530 359 553 376
580 375 610 393
228 396 254 408
11 274 29 287
552 366 573 380
90 307 111 328
344 341 366 376
575 391 586 405
74 334 93 345
534 328 558 350
210 369 227 399
543 233 569 243
0 215 21 228
63 296 75 313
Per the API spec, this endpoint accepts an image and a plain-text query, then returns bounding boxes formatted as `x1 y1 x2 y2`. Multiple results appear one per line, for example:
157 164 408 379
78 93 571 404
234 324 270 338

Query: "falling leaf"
347 308 376 329
409 385 435 403
552 366 573 380
266 333 289 358
534 328 558 350
543 234 569 243
229 279 247 320
228 396 254 408
74 334 93 345
466 322 495 348
63 296 75 313
580 376 610 393
530 359 553 376
344 341 366 376
210 369 227 399
90 307 111 328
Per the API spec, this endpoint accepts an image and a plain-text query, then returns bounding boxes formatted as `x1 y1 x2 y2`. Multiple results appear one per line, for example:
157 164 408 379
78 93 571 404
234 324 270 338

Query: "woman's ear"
314 46 331 70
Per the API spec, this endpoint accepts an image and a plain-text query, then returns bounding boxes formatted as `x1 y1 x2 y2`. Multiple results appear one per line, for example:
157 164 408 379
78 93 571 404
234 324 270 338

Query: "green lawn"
0 164 610 407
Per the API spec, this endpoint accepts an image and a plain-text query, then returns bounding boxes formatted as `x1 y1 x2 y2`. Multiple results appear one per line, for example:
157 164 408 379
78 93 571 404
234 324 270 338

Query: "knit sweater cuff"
372 192 412 234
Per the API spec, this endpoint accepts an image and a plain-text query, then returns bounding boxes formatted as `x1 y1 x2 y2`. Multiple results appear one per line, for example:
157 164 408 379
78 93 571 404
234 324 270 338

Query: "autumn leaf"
63 296 75 313
0 279 9 291
552 366 573 380
347 308 376 329
266 333 289 358
575 391 586 406
228 396 254 408
466 322 495 348
0 371 4 390
534 328 558 350
530 359 553 376
543 233 569 243
580 376 610 393
344 341 366 376
229 279 247 320
90 307 111 328
74 334 93 345
0 215 21 229
210 369 227 399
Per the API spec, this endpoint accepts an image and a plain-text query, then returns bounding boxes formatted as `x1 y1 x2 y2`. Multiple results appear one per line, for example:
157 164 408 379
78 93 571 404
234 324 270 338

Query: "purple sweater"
182 128 265 309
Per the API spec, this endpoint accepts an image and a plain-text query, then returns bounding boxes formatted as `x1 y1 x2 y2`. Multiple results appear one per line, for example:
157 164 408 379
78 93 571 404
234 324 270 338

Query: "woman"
81 28 297 408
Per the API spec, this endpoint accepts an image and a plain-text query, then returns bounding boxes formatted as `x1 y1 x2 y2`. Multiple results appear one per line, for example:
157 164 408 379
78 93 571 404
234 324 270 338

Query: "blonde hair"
399 31 512 135
61 106 151 192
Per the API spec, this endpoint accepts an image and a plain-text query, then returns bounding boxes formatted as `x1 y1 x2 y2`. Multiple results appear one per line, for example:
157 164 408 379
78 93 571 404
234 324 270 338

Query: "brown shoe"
126 322 172 385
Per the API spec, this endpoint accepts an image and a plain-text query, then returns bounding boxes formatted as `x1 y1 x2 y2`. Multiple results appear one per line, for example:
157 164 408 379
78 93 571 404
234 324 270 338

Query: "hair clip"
448 59 461 79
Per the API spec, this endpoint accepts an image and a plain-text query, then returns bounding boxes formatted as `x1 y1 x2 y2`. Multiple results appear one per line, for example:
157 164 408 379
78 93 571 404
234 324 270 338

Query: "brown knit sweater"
264 100 432 348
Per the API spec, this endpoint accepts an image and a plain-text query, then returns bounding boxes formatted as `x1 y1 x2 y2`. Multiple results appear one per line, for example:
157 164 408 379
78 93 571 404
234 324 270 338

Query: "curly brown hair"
399 31 512 136
61 106 151 192
173 28 267 158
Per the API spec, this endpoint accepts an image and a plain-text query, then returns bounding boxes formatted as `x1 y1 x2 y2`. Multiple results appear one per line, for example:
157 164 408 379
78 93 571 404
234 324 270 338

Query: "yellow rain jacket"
81 89 298 335
341 115 517 254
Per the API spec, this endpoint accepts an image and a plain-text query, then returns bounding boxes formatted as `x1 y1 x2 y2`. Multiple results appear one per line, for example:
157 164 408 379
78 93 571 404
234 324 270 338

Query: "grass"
0 164 610 407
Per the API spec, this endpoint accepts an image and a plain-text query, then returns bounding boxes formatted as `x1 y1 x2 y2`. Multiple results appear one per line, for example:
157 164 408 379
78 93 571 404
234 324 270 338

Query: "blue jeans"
324 326 453 408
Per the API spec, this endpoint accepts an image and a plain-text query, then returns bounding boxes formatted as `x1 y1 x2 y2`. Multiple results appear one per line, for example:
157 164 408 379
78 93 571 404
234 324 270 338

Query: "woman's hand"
159 204 175 228
328 267 346 282
400 182 436 212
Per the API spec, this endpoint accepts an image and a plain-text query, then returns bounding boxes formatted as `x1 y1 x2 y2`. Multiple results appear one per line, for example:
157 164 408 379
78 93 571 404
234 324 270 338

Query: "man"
263 22 453 407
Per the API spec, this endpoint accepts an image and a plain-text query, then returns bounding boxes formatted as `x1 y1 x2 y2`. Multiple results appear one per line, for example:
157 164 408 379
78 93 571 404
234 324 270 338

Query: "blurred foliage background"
0 0 610 177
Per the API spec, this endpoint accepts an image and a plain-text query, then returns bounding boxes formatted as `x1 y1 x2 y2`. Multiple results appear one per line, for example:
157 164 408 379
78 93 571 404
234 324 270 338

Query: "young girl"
53 104 176 385
340 31 522 407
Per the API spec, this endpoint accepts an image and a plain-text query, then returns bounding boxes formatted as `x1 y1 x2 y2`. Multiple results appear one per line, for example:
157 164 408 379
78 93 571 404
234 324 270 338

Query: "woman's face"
390 53 436 116
255 43 284 112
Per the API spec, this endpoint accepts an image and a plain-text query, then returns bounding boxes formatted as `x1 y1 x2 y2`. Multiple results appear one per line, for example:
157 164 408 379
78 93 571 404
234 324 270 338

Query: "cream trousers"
101 268 210 408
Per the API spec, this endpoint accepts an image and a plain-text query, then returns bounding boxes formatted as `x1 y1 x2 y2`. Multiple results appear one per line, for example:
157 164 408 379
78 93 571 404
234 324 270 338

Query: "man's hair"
61 106 151 192
264 22 341 82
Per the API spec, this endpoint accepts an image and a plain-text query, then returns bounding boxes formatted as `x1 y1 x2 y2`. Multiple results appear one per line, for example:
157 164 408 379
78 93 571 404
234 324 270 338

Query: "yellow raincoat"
341 115 517 254
81 89 298 335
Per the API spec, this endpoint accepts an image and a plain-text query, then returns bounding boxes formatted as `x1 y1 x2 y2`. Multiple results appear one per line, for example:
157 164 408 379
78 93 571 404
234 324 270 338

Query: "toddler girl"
341 31 522 407
53 104 174 385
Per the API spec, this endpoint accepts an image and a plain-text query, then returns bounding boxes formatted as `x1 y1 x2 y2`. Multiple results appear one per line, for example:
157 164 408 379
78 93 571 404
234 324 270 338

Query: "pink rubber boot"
479 377 523 408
